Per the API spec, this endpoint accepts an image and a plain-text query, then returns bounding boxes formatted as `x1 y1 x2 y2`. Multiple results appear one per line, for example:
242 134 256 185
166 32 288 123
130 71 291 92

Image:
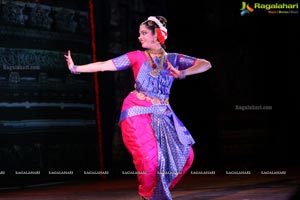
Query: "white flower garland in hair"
147 16 168 33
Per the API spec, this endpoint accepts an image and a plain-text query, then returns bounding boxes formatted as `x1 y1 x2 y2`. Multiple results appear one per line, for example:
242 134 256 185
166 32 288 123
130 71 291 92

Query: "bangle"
178 70 186 79
70 65 80 74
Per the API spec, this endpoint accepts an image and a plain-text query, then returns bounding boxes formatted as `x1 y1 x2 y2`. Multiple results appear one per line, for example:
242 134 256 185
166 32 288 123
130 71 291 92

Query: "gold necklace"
147 48 164 54
145 49 166 77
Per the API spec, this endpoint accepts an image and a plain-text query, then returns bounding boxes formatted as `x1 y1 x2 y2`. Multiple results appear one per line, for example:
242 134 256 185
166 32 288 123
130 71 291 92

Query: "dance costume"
113 50 196 199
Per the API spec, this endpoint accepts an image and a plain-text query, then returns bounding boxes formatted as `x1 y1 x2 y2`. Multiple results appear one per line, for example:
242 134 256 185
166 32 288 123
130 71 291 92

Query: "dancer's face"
138 24 157 49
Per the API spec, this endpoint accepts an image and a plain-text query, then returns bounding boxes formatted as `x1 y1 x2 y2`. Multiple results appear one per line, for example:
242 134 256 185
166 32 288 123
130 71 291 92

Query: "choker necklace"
145 49 166 77
147 48 164 55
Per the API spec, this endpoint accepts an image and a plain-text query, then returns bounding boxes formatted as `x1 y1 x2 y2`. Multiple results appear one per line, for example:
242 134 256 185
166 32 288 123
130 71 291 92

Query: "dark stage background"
0 0 299 187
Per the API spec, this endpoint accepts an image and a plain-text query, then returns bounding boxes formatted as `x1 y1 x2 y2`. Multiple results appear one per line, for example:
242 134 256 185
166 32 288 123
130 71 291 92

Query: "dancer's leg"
120 114 158 198
169 147 194 189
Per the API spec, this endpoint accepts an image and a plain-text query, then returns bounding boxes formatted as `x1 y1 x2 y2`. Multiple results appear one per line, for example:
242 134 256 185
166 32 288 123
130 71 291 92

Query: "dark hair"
142 16 168 48
142 16 167 33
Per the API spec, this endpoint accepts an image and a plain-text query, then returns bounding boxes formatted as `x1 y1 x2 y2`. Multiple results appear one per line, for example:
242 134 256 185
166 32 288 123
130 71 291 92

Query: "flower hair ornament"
147 16 168 45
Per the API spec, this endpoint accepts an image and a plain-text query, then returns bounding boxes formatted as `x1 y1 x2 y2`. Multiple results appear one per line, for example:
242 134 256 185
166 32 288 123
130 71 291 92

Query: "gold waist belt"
131 90 169 105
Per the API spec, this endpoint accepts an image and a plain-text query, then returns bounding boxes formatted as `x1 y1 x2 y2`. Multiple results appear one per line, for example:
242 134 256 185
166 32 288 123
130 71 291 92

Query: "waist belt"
131 90 169 105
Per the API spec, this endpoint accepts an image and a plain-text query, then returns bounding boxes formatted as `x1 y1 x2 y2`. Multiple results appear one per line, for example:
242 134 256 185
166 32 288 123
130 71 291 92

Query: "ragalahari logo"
240 2 254 16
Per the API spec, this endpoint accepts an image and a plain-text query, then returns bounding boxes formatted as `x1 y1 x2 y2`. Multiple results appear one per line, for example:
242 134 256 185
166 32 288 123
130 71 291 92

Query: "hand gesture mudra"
64 50 79 74
64 50 74 70
167 60 186 79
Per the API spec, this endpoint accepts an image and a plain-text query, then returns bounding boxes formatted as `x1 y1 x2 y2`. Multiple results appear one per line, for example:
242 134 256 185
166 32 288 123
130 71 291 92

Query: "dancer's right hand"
64 50 74 71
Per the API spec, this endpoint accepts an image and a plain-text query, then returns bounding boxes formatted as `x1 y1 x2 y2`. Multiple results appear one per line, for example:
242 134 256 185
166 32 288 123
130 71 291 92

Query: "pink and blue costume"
113 50 196 200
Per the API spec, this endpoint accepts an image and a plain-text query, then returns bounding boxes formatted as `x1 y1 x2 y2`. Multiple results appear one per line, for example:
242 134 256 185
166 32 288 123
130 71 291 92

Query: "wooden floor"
0 167 299 200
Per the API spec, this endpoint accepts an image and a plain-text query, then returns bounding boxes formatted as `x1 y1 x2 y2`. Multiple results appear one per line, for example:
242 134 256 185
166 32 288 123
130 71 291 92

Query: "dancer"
64 15 212 200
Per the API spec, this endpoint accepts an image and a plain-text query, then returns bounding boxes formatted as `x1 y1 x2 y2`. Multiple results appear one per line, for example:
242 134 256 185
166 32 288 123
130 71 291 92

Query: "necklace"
147 48 164 55
145 49 166 77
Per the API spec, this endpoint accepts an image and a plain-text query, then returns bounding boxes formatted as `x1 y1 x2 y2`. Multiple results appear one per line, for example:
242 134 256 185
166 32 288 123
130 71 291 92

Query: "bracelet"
178 70 186 80
70 65 80 74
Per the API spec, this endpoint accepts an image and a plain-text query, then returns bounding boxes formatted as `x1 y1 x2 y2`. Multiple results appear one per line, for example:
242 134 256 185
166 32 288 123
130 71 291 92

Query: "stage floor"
0 167 299 200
